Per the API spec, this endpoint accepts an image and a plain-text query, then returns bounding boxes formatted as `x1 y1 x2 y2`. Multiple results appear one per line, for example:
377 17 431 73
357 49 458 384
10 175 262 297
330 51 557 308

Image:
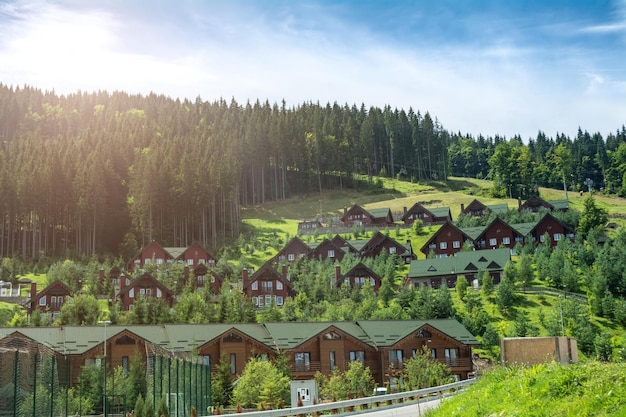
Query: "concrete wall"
500 337 578 366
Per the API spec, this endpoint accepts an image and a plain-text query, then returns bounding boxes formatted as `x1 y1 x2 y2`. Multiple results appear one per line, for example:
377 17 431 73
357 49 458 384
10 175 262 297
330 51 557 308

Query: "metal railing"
208 378 475 417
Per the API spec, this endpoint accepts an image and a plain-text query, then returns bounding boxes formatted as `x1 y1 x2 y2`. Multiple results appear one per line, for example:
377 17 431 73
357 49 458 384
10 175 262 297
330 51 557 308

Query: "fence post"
13 350 19 417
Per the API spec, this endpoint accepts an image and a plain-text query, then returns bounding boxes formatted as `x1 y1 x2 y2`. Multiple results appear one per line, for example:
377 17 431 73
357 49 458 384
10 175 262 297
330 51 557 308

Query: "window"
330 351 336 370
156 288 161 298
230 354 236 374
197 275 205 285
388 349 403 369
129 288 135 298
288 254 295 261
262 281 273 292
453 240 461 249
502 237 511 245
295 352 311 371
540 234 546 243
276 281 283 290
445 348 459 366
370 277 375 286
349 351 365 362
489 238 497 246
122 356 129 376
389 247 396 254
156 258 163 265
276 296 284 306
553 233 561 241
210 275 215 283
209 259 216 265
39 296 47 306
203 355 211 367
252 296 259 306
264 295 272 306
439 241 447 250
328 250 335 258
252 281 258 290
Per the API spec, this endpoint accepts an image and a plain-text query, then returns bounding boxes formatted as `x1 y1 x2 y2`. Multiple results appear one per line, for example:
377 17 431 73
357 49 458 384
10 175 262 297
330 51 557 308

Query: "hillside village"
0 194 581 395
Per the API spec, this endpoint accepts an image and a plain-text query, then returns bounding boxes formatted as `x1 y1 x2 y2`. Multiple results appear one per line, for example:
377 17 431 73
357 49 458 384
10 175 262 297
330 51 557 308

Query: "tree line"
1 84 625 259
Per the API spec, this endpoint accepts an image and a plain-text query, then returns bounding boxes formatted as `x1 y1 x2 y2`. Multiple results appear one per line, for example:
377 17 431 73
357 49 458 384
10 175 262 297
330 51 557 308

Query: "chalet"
128 241 218 272
401 203 452 225
331 235 360 257
334 263 382 293
116 273 176 311
467 217 524 252
513 212 575 248
184 263 223 295
518 196 569 213
242 263 296 309
360 232 415 263
0 319 479 387
461 199 508 218
175 242 218 268
24 280 74 321
127 241 176 271
274 236 311 263
406 248 510 288
308 239 347 262
340 204 394 227
420 221 474 257
298 220 324 233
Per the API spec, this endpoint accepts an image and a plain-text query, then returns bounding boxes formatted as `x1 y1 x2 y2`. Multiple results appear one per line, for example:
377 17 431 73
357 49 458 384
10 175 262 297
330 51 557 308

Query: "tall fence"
0 346 210 417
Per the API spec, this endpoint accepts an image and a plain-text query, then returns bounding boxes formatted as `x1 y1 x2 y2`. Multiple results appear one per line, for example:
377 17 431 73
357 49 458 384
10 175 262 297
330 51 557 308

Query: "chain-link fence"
0 345 210 417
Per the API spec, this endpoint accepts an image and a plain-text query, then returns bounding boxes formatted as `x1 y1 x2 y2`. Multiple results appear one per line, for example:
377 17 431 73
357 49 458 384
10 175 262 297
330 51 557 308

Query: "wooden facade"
340 204 394 227
0 320 478 389
401 203 452 225
24 280 73 320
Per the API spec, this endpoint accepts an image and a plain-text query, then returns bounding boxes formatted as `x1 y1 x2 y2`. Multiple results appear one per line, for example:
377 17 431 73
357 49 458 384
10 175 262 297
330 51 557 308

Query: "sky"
1 0 625 141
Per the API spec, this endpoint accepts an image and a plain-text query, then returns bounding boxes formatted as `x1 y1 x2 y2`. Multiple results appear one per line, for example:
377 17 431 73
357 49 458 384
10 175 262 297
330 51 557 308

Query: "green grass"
425 361 626 416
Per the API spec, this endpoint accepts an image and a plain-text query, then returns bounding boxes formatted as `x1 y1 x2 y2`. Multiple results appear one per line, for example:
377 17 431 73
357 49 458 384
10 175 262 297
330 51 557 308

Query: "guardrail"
205 378 475 417
520 286 587 303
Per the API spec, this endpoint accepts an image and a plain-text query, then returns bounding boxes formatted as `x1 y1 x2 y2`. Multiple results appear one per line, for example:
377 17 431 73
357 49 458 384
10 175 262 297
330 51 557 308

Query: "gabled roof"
429 207 453 219
408 248 511 278
472 217 523 242
549 200 569 211
117 273 174 298
420 221 474 253
338 262 380 282
0 319 479 355
368 207 392 219
356 319 479 346
487 203 509 214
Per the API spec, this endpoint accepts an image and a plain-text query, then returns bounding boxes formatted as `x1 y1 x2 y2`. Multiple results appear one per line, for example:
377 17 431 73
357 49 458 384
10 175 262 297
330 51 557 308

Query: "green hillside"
425 361 626 416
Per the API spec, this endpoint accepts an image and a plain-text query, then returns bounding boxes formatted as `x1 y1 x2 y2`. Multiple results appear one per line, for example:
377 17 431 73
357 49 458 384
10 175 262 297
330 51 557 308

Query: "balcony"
290 361 321 374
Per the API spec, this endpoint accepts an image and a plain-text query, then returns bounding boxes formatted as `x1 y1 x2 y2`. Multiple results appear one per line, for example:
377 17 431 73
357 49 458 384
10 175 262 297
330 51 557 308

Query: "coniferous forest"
1 84 625 259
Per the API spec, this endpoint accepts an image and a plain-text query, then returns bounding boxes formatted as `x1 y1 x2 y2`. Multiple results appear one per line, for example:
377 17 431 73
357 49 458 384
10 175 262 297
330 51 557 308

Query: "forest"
1 84 626 259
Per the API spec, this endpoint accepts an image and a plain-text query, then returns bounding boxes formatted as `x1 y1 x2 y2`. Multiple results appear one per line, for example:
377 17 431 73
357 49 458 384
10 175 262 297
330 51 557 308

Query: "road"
348 396 444 417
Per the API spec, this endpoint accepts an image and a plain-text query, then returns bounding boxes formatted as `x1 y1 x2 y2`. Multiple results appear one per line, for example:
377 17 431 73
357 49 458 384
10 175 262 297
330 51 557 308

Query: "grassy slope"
425 361 626 416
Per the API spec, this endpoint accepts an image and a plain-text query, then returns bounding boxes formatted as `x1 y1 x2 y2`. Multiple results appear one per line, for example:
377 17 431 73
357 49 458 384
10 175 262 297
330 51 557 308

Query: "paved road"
348 396 444 417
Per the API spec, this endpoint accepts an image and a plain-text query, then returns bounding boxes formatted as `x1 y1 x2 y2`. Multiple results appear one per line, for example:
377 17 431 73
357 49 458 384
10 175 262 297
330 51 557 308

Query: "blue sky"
1 0 625 141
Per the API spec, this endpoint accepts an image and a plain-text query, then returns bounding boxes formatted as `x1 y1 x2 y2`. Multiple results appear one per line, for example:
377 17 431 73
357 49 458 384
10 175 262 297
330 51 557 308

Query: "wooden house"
360 232 415 263
242 263 296 309
420 221 474 257
340 204 394 227
461 199 508 218
274 236 311 263
401 203 452 225
24 280 74 321
308 239 347 262
518 196 569 213
334 263 382 293
116 273 176 311
406 248 510 288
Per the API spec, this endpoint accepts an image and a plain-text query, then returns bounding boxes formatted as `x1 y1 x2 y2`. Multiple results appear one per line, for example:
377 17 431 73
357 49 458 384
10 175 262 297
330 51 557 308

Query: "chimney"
30 282 37 298
407 239 413 254
335 265 341 281
460 203 465 212
403 206 407 215
518 196 522 210
282 264 287 279
99 268 105 284
120 274 127 291
184 266 189 285
242 268 249 282
344 207 347 215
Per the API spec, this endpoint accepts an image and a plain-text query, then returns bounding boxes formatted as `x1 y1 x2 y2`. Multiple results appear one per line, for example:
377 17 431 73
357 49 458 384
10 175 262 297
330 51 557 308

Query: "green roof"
408 248 511 278
461 225 486 240
549 200 569 210
368 208 391 219
510 221 539 236
429 207 451 218
0 319 478 353
487 203 509 214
